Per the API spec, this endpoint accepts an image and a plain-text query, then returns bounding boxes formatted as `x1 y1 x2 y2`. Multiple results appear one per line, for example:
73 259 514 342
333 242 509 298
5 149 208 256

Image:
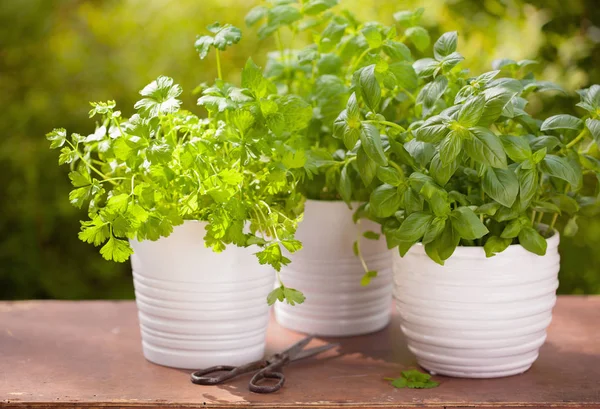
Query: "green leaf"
417 75 448 113
540 114 583 132
303 0 337 15
501 135 532 162
429 154 458 186
539 155 581 187
283 287 306 305
79 218 109 247
99 236 134 263
484 236 512 257
361 25 383 49
383 42 412 63
338 164 352 205
194 35 214 59
268 5 302 26
516 166 538 210
413 58 439 78
518 227 547 256
405 26 430 52
563 216 579 237
396 211 433 242
360 270 378 286
359 65 381 111
241 58 266 96
482 167 519 208
357 147 377 186
387 369 440 389
134 76 182 117
363 231 381 240
370 184 402 218
501 218 525 239
376 166 403 186
422 217 446 244
529 135 561 152
47 128 67 149
433 31 458 60
360 123 387 166
245 6 268 26
450 207 489 240
211 23 242 50
405 139 435 168
414 115 450 143
464 127 507 168
586 118 600 144
388 62 418 90
478 87 516 127
439 130 464 165
457 95 486 127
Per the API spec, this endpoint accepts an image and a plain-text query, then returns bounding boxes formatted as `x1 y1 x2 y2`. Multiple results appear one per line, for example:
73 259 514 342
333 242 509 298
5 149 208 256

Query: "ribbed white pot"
393 233 560 378
274 200 393 336
130 221 275 369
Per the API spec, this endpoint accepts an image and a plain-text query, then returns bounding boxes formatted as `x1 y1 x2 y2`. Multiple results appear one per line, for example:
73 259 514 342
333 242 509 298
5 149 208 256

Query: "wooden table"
0 297 599 408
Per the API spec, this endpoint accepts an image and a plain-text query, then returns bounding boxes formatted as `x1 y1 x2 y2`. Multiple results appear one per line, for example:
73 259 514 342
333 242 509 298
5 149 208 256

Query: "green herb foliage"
333 28 600 262
245 2 434 204
385 369 440 389
48 25 311 305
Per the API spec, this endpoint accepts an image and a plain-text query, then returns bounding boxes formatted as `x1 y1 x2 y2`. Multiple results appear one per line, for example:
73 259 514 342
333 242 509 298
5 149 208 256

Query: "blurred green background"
1 0 599 300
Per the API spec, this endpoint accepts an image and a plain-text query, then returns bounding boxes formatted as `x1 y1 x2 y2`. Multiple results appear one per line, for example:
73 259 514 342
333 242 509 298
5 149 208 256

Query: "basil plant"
245 2 434 203
48 24 311 305
333 29 600 264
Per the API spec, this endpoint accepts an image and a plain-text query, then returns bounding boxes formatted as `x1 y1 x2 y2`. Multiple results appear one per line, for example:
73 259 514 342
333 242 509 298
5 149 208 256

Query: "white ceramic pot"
393 233 560 378
274 200 393 336
130 221 275 369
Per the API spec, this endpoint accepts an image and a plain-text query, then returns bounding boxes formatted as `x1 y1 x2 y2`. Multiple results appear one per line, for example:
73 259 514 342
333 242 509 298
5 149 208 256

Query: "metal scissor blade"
282 335 314 357
291 343 338 361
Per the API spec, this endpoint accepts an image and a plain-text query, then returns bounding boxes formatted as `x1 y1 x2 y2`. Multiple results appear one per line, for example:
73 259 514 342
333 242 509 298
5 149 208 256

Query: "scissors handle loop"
249 369 285 393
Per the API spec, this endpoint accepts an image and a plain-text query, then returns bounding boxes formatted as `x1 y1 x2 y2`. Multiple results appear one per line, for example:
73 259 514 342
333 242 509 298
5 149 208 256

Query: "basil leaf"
376 166 403 186
338 164 352 205
501 135 532 162
482 167 519 208
586 118 600 144
434 31 458 60
439 130 465 165
457 95 486 127
540 114 583 132
360 123 387 166
518 227 547 256
370 184 402 218
484 236 512 257
357 147 377 186
539 155 582 187
414 115 449 143
516 166 538 210
450 206 489 240
464 127 507 168
359 65 381 111
422 217 446 244
397 211 433 242
429 154 458 186
406 26 430 52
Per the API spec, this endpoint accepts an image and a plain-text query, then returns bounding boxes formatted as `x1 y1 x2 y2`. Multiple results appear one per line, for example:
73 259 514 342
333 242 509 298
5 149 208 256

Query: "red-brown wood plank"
0 297 599 408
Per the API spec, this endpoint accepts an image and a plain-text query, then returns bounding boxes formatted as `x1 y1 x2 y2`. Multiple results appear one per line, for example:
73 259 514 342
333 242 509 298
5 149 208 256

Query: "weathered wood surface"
0 297 599 408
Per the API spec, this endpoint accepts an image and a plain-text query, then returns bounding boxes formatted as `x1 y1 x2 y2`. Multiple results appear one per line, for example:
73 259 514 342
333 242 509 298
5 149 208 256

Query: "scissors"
190 335 338 393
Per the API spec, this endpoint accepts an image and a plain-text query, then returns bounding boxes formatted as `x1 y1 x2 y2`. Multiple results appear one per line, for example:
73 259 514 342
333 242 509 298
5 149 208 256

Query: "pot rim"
400 229 560 259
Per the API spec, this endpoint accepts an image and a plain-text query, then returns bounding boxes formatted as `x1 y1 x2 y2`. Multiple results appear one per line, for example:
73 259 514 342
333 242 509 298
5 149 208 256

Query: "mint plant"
48 24 311 305
333 29 600 263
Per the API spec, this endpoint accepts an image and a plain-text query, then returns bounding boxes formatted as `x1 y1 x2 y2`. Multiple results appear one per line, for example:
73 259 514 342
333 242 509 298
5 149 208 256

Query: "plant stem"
215 49 223 80
531 210 537 224
276 30 285 61
348 47 372 76
364 120 406 132
565 128 588 149
389 160 405 176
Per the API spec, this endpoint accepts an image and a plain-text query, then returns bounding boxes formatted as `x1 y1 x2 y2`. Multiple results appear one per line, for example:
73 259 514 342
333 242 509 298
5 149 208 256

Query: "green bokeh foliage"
1 0 598 299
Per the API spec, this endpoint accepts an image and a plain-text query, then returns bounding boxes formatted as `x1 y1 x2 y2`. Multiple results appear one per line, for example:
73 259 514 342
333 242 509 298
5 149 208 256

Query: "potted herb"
244 1 440 336
47 24 309 369
336 25 600 377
